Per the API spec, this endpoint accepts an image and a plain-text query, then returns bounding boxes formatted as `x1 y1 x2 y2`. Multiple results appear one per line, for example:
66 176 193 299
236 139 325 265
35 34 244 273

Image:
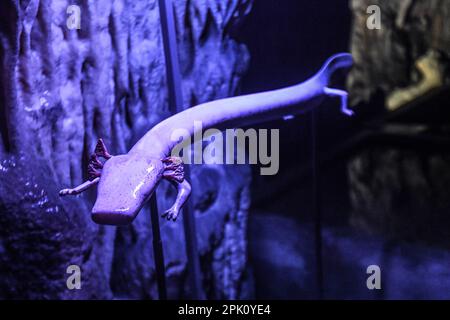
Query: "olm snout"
91 205 138 225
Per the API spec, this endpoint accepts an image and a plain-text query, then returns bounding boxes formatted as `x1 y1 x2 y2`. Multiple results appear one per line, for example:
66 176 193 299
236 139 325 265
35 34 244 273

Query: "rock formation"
348 0 450 108
347 0 450 248
0 0 253 299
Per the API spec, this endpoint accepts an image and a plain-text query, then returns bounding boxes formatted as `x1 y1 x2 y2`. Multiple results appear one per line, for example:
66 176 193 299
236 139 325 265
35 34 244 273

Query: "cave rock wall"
0 0 253 299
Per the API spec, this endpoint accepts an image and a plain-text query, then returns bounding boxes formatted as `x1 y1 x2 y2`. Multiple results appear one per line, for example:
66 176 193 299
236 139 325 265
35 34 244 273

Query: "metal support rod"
180 166 203 299
150 194 167 300
311 108 324 299
158 0 203 299
158 0 183 112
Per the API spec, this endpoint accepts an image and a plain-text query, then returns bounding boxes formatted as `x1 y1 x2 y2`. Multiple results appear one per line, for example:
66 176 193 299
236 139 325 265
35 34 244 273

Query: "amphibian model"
59 53 353 225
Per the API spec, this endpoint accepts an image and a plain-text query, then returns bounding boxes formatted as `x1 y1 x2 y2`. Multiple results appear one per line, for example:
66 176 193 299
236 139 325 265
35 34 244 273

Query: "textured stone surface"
0 0 252 299
348 0 450 107
346 0 450 248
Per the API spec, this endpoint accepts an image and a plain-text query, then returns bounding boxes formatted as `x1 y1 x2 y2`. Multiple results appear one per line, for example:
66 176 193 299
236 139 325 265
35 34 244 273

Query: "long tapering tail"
131 53 354 158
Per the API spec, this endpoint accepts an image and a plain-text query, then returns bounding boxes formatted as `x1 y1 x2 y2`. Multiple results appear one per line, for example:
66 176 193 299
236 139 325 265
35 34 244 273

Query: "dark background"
238 0 353 216
237 0 355 299
234 0 450 299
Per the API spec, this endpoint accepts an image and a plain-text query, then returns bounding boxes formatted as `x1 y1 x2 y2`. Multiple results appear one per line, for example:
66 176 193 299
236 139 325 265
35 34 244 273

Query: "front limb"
160 156 191 221
59 177 100 196
59 139 112 197
161 179 192 221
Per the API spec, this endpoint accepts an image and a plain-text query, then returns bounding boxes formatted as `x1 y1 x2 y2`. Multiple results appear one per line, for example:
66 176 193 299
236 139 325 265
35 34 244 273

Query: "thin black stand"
150 194 167 300
158 0 203 299
311 108 324 299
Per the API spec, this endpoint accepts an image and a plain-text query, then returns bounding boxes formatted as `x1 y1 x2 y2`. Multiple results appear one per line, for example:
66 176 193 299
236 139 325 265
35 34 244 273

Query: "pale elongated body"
59 53 353 225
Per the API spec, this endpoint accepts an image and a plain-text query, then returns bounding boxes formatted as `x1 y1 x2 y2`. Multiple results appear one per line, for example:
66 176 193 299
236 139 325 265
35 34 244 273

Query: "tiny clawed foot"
162 208 179 222
324 87 355 117
341 106 355 117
